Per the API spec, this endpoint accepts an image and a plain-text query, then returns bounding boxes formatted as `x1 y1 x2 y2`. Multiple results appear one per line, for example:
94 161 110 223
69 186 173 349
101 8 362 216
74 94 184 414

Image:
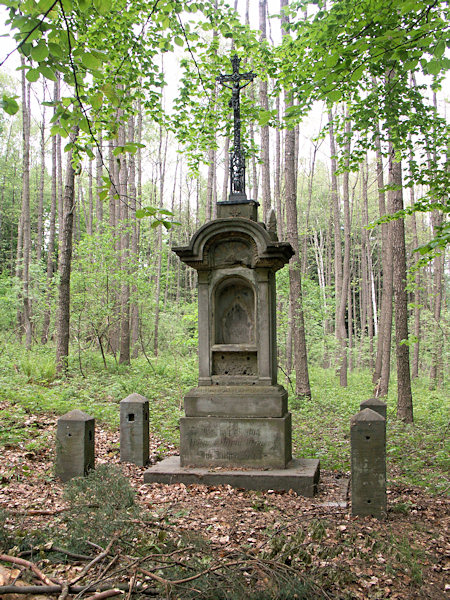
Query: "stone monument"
144 55 319 496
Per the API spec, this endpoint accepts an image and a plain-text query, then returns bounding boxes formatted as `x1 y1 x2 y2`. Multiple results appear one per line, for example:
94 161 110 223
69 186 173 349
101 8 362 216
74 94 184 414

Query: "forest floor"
0 405 449 600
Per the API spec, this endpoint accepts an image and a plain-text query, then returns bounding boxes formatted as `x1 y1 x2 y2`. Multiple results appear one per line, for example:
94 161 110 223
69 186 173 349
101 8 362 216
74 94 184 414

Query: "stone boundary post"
360 397 387 420
56 409 95 482
120 393 149 466
351 408 386 519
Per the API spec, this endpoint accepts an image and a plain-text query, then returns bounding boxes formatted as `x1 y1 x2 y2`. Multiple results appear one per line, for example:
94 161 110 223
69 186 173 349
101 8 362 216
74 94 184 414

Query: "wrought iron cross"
216 55 256 200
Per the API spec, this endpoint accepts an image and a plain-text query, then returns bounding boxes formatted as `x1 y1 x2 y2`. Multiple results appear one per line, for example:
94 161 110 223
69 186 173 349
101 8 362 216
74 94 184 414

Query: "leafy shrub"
63 464 140 551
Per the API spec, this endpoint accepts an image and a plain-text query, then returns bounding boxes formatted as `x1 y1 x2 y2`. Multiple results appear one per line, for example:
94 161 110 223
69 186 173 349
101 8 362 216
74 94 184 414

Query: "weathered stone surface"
120 393 149 466
180 414 292 469
184 385 287 418
217 200 259 221
144 456 320 497
360 397 387 420
351 408 386 519
55 410 95 482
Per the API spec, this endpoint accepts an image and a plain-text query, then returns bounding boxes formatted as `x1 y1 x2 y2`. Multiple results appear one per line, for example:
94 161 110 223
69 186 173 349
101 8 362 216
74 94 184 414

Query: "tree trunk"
281 0 311 398
429 209 444 388
36 98 46 264
373 124 394 396
389 143 413 422
336 114 351 386
328 110 342 338
130 113 140 359
274 96 283 239
118 119 130 366
87 158 93 236
153 125 168 356
96 131 103 229
20 62 32 349
259 0 271 223
409 179 421 379
41 80 59 344
56 127 79 374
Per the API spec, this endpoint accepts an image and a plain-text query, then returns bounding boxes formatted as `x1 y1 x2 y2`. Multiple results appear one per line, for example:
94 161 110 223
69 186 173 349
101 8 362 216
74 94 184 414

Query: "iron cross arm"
216 55 256 89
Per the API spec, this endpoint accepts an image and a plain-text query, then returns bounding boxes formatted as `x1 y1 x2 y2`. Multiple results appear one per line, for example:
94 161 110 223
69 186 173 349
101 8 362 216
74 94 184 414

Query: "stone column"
120 393 149 466
197 271 211 385
56 409 95 482
351 408 386 519
256 268 272 384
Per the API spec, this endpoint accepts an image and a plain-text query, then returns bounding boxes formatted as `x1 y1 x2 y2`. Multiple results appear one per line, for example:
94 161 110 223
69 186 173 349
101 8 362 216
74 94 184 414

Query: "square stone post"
120 394 149 466
56 410 95 482
360 397 387 420
351 408 386 519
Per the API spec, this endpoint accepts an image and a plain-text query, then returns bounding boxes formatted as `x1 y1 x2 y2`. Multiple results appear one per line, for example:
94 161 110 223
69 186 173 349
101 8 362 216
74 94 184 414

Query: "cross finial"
216 55 256 201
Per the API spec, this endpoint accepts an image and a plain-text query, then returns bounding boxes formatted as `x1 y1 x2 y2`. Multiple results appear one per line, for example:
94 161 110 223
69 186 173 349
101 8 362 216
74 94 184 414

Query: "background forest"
0 0 448 479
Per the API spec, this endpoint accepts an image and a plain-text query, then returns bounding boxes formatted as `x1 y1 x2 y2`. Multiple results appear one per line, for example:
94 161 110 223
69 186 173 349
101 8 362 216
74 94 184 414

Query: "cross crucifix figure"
216 55 256 200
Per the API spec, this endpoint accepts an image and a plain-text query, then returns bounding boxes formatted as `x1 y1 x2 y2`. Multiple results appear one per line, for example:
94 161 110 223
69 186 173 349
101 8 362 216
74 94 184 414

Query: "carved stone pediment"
173 218 293 272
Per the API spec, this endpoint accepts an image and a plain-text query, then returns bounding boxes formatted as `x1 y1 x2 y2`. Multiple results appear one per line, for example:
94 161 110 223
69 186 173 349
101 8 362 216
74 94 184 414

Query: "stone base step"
143 456 320 497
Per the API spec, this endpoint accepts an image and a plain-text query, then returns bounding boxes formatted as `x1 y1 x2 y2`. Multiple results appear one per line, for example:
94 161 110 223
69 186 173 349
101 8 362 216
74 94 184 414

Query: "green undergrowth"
0 343 448 494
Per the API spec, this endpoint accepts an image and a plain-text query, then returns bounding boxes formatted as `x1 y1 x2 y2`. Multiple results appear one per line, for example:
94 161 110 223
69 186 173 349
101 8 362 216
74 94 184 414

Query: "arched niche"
214 277 255 345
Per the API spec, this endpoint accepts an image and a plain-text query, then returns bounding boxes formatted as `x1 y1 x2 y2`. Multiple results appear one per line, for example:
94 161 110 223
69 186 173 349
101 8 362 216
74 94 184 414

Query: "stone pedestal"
56 410 95 482
144 204 320 495
120 393 149 466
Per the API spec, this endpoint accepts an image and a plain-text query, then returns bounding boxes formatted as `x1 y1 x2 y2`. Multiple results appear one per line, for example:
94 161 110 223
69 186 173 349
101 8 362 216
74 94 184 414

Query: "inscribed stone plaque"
180 414 292 469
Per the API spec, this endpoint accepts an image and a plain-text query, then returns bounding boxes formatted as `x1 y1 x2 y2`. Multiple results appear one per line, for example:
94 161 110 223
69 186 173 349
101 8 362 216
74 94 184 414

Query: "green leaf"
325 89 342 103
81 52 102 71
325 54 339 68
1 95 19 115
61 0 73 11
351 65 364 81
37 0 56 13
90 91 103 110
38 64 57 81
433 40 445 58
425 59 441 75
174 36 184 47
31 40 49 62
78 0 92 12
48 42 63 58
93 0 110 15
26 68 41 82
79 117 90 134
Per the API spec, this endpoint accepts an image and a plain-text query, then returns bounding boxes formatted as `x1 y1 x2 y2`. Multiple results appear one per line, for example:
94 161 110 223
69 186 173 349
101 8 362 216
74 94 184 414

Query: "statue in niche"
222 302 253 344
215 282 255 345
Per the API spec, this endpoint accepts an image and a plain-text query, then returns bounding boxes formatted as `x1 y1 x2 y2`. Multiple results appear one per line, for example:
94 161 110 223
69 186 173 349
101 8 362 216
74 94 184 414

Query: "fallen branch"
57 582 69 600
19 545 92 561
70 538 116 585
84 589 123 600
139 559 245 586
8 507 69 516
0 553 54 586
0 583 157 595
